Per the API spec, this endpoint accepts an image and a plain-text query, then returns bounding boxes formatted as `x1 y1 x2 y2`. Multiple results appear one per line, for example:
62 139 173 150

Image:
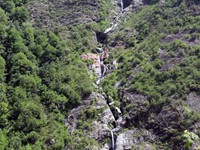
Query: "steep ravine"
66 1 130 149
95 1 124 149
2 0 199 149
82 1 131 149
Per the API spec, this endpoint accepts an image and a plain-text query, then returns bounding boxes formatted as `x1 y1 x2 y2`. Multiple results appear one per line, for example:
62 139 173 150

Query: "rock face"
115 130 135 150
116 0 144 9
65 92 115 148
81 53 101 77
119 90 200 149
132 0 143 8
28 0 102 28
122 92 150 127
115 129 157 150
81 50 110 78
185 93 200 113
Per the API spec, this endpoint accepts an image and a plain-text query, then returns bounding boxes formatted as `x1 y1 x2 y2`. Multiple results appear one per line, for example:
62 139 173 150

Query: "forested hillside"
0 0 200 150
0 0 94 149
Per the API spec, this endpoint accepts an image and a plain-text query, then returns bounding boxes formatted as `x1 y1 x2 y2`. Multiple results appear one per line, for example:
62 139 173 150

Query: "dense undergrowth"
101 0 200 148
0 0 94 149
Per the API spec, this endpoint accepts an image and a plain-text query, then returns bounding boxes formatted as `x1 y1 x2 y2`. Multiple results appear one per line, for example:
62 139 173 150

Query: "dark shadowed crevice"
118 0 132 9
142 0 160 5
96 31 107 44
123 0 132 9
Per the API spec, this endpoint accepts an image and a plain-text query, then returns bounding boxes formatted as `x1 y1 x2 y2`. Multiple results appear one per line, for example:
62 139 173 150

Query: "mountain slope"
0 0 200 150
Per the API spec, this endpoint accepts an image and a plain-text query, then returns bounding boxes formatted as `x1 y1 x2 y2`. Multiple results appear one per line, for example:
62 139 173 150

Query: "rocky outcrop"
158 48 183 71
115 129 157 150
132 0 143 8
122 92 150 127
81 49 110 79
65 92 116 148
81 53 101 77
185 93 200 113
116 0 143 9
119 90 200 149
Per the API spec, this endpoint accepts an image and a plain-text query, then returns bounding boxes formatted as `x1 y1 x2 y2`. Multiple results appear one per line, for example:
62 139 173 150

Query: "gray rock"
115 129 156 150
89 121 110 140
132 0 143 8
100 109 115 124
185 93 200 113
114 81 121 89
115 130 135 150
65 92 116 147
96 47 104 53
101 142 112 150
122 92 149 126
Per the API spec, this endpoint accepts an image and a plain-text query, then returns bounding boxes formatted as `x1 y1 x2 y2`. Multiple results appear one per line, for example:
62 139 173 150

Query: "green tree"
0 56 6 81
35 35 47 47
11 41 28 54
18 75 41 92
0 0 15 13
0 130 8 150
9 52 36 84
7 27 23 44
0 8 8 42
13 100 45 132
41 90 67 111
23 27 35 45
41 44 57 63
0 84 9 128
10 52 35 75
0 102 9 127
12 6 29 23
48 31 59 47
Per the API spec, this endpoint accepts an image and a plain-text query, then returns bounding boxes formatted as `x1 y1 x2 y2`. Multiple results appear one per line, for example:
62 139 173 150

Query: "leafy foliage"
101 0 200 148
0 1 94 149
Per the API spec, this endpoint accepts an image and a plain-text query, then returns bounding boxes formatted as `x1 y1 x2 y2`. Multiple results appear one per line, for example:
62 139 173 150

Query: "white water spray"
120 0 124 12
102 65 107 77
104 23 114 33
110 129 115 150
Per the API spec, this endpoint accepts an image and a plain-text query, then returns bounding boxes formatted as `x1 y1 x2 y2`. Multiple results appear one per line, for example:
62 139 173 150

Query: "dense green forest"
0 0 200 149
0 0 94 149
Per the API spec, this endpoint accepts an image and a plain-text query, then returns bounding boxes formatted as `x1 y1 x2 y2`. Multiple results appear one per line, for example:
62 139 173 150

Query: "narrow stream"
97 0 126 82
99 0 125 81
120 0 124 12
98 1 125 149
110 129 115 150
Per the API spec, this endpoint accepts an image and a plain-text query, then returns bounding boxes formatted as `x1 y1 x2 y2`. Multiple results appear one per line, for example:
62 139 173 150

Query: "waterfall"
101 65 107 77
120 0 124 12
110 129 115 150
104 23 114 34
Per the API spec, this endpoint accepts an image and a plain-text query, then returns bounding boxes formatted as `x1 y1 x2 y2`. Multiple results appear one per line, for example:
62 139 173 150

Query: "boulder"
185 93 200 113
115 129 156 150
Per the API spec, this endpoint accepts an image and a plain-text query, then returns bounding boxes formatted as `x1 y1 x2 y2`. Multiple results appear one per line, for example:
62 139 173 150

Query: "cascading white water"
110 129 115 150
104 23 114 34
102 65 107 77
98 1 126 148
120 0 124 12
